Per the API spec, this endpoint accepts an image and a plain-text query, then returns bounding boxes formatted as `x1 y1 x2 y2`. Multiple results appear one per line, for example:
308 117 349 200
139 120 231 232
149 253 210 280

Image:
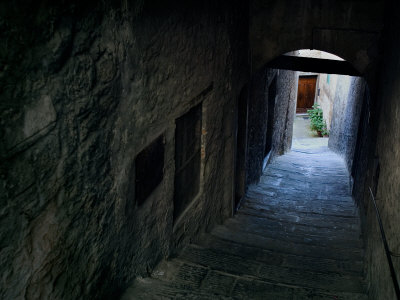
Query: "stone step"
211 225 363 261
250 183 351 199
244 195 359 218
121 148 368 299
260 172 350 186
122 257 367 300
227 214 363 248
238 205 361 231
196 235 364 275
245 189 357 211
121 276 232 299
232 278 368 300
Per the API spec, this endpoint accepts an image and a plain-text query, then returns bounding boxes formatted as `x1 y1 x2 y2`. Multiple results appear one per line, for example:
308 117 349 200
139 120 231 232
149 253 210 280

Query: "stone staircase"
121 146 367 299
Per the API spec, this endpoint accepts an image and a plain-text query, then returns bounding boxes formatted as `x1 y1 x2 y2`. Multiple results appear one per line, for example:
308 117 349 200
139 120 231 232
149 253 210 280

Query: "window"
174 103 202 221
135 134 165 205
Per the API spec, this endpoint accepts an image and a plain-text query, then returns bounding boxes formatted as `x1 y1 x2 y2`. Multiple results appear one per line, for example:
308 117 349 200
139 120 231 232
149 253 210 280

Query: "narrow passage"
122 145 366 299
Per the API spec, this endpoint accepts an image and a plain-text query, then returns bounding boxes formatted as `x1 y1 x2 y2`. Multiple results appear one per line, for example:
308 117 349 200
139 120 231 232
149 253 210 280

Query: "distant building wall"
294 50 354 134
317 74 352 131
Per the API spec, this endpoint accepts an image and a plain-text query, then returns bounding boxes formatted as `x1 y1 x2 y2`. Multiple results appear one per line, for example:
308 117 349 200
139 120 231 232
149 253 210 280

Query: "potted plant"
307 104 328 137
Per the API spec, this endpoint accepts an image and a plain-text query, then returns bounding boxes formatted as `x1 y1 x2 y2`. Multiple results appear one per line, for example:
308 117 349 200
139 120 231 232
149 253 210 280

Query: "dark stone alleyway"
122 145 366 299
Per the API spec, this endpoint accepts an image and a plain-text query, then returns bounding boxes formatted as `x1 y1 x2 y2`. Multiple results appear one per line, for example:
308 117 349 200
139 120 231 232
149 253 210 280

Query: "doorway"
296 75 317 113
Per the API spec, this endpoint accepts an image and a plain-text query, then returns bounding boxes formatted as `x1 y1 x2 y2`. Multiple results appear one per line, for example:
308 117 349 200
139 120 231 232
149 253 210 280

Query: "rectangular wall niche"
135 134 165 206
174 103 202 221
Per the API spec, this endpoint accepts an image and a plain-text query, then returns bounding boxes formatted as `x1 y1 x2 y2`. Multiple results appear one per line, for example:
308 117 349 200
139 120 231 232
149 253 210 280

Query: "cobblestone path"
122 146 366 299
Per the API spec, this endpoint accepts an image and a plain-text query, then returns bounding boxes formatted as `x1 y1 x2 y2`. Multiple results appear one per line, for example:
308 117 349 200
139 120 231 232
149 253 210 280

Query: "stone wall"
246 68 297 185
361 1 400 298
246 69 268 184
329 76 366 172
250 0 384 73
0 1 248 299
271 69 298 156
351 86 372 206
2 1 398 299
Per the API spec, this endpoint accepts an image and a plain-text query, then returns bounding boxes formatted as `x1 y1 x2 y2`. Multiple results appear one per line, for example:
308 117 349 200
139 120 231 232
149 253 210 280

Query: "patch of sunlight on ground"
292 114 329 150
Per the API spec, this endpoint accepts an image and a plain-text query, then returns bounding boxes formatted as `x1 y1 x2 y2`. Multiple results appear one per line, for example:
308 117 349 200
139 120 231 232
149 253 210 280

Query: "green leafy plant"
307 104 329 136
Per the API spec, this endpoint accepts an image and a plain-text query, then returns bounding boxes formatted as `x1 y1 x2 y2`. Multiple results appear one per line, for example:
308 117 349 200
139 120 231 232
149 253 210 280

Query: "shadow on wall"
244 68 298 187
328 76 367 174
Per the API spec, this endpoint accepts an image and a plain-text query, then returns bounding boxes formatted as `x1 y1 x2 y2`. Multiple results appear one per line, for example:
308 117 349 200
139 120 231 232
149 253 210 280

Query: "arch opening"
234 48 372 215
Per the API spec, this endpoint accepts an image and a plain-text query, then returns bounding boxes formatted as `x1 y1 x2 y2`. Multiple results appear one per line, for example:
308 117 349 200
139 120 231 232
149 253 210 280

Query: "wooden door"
297 76 317 113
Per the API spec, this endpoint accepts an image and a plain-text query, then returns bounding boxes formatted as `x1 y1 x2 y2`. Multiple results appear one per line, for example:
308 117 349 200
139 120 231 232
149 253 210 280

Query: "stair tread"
121 148 367 299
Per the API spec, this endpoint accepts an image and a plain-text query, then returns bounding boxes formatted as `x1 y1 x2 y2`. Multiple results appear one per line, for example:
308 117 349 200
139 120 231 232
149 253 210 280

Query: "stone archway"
249 0 384 76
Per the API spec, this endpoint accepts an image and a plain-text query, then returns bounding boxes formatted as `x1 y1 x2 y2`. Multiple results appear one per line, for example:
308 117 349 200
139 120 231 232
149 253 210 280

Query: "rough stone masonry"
1 0 400 299
0 1 250 298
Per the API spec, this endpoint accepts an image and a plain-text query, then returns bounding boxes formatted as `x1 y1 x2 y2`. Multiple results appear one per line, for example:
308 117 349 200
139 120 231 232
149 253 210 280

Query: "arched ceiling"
250 0 385 75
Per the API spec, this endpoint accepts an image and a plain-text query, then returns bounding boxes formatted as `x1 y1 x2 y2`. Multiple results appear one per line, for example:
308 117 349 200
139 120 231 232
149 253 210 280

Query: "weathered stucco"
317 73 340 131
